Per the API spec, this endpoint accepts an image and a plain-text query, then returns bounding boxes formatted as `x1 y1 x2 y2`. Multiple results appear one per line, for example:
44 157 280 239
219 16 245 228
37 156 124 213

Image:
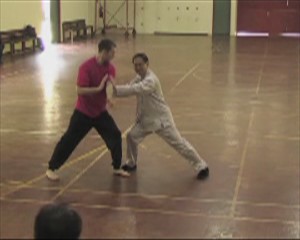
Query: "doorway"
237 0 300 37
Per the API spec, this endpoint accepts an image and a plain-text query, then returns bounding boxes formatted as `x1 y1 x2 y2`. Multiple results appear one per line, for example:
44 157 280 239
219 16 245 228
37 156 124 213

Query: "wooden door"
237 0 300 36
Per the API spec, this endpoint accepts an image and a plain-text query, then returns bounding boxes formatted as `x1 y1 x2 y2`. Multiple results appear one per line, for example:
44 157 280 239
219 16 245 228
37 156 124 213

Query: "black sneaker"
197 167 209 180
122 164 137 172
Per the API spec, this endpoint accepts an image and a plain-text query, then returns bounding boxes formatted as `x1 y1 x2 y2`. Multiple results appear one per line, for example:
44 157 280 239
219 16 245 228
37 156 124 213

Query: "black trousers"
48 110 122 170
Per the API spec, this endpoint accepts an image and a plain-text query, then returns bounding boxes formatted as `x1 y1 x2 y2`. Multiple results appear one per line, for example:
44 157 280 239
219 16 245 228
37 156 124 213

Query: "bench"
0 26 42 56
62 19 94 43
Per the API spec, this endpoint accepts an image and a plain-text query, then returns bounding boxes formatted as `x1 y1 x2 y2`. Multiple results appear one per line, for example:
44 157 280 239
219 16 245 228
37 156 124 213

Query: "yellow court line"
1 145 105 198
2 182 300 210
71 202 300 226
1 197 299 226
50 61 203 202
264 135 300 141
51 148 109 201
50 125 133 202
181 130 300 141
2 61 201 199
3 62 202 204
67 188 300 210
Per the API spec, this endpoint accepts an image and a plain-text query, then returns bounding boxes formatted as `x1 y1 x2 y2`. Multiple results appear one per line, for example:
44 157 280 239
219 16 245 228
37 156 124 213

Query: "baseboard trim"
154 32 208 36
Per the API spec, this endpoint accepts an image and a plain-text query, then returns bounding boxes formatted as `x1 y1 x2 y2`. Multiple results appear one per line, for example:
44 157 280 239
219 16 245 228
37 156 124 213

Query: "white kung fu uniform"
114 69 208 171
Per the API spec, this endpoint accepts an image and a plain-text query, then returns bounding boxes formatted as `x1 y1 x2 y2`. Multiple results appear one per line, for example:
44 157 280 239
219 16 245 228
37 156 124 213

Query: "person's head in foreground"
132 53 149 78
34 203 82 239
97 38 116 65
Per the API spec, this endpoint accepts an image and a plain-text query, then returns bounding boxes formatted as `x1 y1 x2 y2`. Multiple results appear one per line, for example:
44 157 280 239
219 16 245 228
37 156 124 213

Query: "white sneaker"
113 169 130 177
46 169 60 181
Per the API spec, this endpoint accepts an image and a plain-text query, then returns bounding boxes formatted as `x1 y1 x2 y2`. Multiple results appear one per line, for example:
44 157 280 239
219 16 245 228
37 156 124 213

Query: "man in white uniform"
111 53 209 179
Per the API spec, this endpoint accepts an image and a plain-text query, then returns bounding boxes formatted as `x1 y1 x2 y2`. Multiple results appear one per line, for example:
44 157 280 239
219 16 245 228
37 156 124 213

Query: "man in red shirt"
46 39 130 181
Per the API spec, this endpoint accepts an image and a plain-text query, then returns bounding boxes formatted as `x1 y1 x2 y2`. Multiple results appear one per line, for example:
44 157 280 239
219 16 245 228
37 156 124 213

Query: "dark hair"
34 203 82 239
132 53 149 64
98 39 116 52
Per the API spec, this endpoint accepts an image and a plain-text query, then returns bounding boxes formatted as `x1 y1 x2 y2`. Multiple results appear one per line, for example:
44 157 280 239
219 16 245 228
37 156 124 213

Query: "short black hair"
34 203 82 239
98 39 116 52
132 53 149 64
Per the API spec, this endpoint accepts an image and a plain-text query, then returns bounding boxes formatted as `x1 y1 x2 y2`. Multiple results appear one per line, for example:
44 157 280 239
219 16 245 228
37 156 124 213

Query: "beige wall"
154 0 213 34
0 0 95 43
93 0 238 35
1 0 237 38
0 0 44 53
103 0 213 34
60 0 96 42
88 0 96 29
136 1 158 34
60 0 91 24
0 0 44 34
0 0 102 35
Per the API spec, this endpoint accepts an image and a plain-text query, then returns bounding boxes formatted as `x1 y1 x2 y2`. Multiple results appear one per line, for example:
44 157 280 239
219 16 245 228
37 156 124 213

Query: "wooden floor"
0 35 299 239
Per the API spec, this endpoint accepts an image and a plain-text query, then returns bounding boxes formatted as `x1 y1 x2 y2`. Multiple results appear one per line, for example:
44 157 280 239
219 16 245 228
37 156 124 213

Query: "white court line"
0 129 63 135
166 70 187 75
26 130 57 135
264 135 300 141
181 131 205 135
170 62 201 92
255 46 269 96
0 129 18 133
192 72 208 81
230 44 269 218
230 111 254 218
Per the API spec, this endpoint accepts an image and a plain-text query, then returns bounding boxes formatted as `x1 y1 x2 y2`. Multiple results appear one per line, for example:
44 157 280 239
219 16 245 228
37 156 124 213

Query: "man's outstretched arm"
112 77 155 97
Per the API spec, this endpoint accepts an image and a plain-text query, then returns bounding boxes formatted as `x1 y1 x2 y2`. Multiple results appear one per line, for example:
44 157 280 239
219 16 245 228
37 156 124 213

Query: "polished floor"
0 35 299 239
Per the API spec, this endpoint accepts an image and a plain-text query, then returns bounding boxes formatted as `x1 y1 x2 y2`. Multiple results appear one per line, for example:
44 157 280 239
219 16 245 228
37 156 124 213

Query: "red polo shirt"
75 57 116 118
